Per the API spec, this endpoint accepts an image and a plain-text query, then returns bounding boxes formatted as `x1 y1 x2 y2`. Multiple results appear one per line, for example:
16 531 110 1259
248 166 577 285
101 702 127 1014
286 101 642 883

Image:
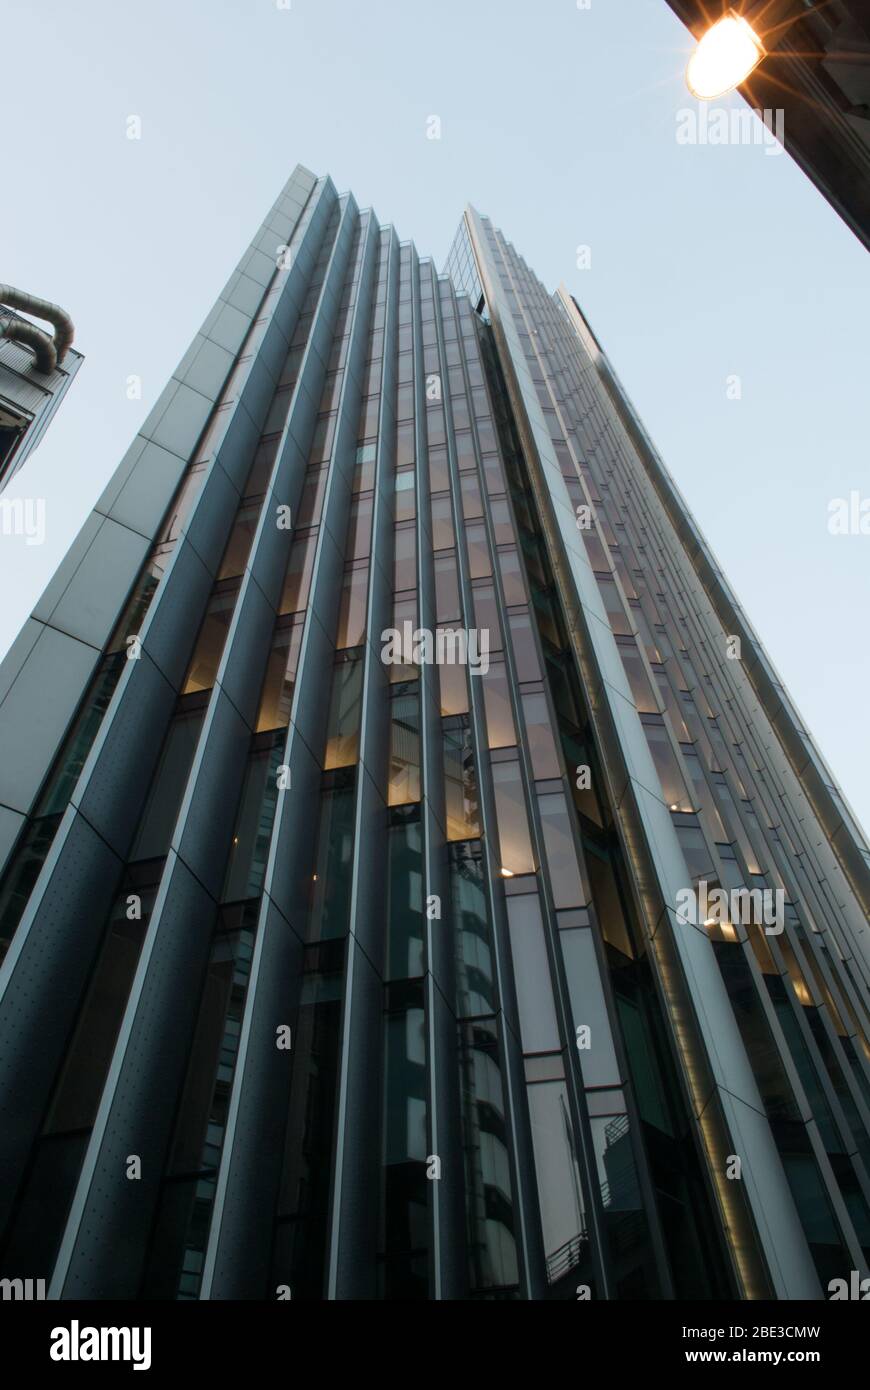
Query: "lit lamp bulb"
686 12 765 100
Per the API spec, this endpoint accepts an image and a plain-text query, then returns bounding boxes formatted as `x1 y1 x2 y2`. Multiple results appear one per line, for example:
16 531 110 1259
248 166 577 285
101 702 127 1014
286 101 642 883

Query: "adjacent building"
0 288 81 490
0 165 867 1300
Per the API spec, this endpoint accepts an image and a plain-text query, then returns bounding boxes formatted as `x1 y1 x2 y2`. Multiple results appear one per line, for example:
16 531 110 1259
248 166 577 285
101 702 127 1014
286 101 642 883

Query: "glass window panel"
393 526 416 592
460 473 483 520
618 641 658 715
279 530 318 614
132 708 205 862
521 693 562 780
324 661 364 769
297 469 328 529
426 407 445 446
642 718 692 812
217 504 260 581
309 412 336 464
508 612 542 682
559 930 621 1087
527 1079 590 1282
396 423 415 469
183 589 237 694
498 550 525 605
308 786 356 942
388 692 421 806
457 1017 518 1289
354 443 376 492
489 498 514 546
466 522 491 578
223 745 282 902
438 660 469 716
388 596 419 685
428 446 449 493
386 818 424 981
653 670 690 741
348 494 374 561
492 759 535 876
538 791 588 909
434 553 461 623
482 662 516 749
586 850 633 959
257 620 303 731
451 851 496 1018
454 431 476 469
473 584 503 654
675 823 715 883
482 455 505 495
443 727 480 841
431 495 454 551
506 895 559 1052
596 577 632 636
336 565 369 650
476 420 497 454
395 470 416 522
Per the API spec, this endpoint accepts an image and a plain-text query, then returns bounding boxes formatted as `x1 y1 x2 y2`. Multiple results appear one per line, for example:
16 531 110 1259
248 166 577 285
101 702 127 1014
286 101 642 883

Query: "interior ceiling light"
686 11 765 101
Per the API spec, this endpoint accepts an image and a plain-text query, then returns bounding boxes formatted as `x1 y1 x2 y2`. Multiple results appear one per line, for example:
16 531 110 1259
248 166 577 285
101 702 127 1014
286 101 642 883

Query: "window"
388 690 421 806
324 660 364 769
506 895 559 1052
443 726 480 841
492 759 535 876
184 581 240 692
538 791 587 909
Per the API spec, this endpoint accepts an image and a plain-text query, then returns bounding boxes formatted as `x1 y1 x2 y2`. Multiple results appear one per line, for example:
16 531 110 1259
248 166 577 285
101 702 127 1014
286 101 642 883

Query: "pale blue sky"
2 0 868 832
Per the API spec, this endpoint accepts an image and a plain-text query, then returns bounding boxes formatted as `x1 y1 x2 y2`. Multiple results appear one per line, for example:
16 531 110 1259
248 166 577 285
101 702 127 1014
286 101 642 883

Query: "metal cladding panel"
0 806 122 1235
328 928 383 1298
203 206 380 1294
200 893 306 1298
0 623 101 814
70 650 179 855
0 166 322 825
52 852 219 1299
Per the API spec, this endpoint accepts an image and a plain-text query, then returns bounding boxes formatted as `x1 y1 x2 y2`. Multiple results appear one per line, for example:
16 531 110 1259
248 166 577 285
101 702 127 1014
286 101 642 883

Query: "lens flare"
686 13 764 101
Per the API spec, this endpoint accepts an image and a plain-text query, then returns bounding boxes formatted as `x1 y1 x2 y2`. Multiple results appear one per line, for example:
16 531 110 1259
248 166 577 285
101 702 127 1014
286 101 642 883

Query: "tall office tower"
0 288 81 491
0 165 867 1302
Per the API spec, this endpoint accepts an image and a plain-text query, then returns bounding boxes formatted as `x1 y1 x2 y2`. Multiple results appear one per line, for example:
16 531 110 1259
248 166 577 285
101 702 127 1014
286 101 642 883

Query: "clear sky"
2 0 868 834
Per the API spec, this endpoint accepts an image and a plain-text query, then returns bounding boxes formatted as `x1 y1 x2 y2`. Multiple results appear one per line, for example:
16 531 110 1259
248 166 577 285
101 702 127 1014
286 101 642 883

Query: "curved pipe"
0 312 57 374
0 285 75 373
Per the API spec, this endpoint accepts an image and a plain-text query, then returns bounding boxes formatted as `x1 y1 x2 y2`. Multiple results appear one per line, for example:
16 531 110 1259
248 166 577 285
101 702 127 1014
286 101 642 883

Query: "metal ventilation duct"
0 285 75 374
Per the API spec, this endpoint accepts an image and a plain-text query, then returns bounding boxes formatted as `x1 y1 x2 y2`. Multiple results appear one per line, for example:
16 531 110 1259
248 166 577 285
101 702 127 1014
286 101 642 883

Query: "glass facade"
0 167 867 1304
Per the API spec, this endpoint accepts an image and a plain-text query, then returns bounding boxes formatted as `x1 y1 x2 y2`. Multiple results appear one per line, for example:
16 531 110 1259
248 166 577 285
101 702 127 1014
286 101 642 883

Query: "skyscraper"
0 164 867 1302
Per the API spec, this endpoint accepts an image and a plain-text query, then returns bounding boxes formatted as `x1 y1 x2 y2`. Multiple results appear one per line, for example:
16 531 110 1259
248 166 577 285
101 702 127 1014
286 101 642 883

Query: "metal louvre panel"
201 207 380 1299
37 179 342 1300
0 173 331 1262
412 258 466 1300
326 227 401 1299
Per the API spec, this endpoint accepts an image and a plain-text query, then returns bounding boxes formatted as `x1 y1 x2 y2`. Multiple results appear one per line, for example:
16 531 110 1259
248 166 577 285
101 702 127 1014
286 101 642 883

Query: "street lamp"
686 11 765 100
